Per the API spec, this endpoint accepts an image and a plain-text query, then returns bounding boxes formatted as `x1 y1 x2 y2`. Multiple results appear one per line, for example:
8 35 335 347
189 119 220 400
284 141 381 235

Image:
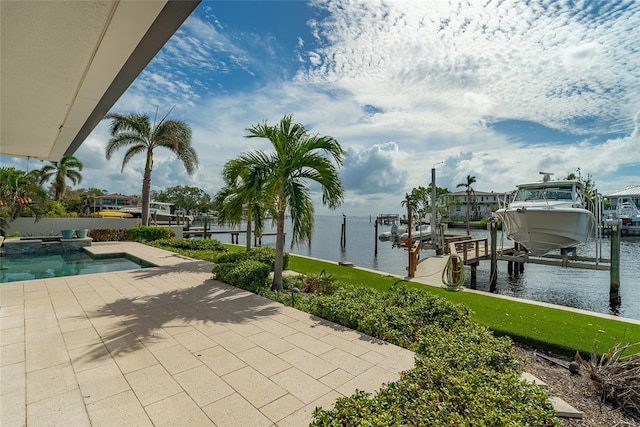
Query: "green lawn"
285 251 640 357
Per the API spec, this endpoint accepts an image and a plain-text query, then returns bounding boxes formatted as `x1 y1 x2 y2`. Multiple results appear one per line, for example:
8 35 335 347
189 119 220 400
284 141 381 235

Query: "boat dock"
403 220 622 309
377 214 400 224
182 228 281 245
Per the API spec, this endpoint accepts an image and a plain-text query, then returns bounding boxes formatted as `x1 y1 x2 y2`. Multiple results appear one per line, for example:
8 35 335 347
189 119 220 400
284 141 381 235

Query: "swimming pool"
0 251 151 283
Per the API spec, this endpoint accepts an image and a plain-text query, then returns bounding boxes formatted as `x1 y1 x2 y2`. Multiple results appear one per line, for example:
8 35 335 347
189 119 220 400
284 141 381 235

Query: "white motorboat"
493 173 596 256
378 223 406 242
119 202 192 222
612 198 640 225
378 224 431 244
399 224 432 242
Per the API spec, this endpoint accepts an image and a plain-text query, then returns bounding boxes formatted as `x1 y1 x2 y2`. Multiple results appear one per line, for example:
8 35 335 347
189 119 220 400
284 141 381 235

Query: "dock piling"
490 219 497 287
609 219 621 306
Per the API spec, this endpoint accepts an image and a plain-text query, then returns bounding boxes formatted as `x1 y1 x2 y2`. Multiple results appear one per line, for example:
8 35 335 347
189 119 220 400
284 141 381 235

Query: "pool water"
0 251 150 283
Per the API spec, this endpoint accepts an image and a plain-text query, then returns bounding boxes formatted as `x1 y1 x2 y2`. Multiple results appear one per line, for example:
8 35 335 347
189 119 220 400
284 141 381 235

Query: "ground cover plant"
265 284 558 425
147 238 228 262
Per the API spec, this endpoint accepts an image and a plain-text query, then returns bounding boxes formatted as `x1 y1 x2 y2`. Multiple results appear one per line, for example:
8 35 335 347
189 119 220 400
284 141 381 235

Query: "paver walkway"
1 242 416 426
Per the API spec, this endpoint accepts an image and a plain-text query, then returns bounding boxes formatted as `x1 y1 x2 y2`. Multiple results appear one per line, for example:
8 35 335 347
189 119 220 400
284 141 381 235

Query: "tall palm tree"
39 156 83 201
227 114 345 291
456 174 476 235
104 111 198 225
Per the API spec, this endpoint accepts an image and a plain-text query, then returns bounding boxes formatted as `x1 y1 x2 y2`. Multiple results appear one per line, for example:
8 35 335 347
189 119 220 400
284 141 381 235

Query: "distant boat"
118 201 192 222
378 223 405 242
610 197 640 225
378 224 431 244
399 224 432 242
493 173 596 256
90 210 133 218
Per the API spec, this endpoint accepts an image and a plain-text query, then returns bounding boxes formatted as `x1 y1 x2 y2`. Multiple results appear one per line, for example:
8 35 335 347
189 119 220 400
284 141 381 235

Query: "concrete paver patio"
1 242 416 426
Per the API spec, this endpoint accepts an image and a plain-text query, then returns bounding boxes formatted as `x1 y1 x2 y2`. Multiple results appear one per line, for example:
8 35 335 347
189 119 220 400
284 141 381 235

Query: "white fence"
6 217 142 236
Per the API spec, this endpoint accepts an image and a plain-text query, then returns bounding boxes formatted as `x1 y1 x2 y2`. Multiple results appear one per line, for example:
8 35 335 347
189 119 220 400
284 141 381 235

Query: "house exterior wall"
440 191 508 221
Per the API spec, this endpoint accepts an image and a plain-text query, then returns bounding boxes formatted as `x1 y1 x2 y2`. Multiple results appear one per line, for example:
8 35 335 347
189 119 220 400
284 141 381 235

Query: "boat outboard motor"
391 223 400 244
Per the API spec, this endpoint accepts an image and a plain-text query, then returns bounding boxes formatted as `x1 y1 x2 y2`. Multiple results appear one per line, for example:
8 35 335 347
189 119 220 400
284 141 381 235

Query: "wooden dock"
182 228 281 245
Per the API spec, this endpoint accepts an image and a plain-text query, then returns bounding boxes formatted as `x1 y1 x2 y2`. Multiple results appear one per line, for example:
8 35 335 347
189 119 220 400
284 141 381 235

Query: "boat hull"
90 211 133 218
494 207 595 256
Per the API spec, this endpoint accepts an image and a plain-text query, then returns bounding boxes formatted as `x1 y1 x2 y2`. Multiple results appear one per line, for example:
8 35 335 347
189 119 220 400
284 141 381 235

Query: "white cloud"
4 1 639 217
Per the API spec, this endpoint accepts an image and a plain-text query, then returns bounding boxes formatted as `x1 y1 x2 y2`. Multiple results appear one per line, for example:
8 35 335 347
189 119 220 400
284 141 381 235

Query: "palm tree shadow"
82 274 281 362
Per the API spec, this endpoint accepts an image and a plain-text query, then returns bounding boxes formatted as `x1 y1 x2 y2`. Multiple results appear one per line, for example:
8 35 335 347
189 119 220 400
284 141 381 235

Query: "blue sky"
3 0 640 216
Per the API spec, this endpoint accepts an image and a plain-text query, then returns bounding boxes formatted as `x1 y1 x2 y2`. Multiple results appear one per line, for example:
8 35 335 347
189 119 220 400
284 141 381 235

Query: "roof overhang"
0 0 200 161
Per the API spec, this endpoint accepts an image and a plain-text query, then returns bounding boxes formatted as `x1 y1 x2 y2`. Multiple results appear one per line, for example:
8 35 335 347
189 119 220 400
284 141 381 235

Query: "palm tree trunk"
245 214 252 251
142 167 152 226
272 207 286 291
466 189 471 235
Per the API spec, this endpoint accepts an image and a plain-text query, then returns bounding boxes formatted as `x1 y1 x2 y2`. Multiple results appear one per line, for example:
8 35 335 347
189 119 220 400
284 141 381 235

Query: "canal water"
209 215 640 321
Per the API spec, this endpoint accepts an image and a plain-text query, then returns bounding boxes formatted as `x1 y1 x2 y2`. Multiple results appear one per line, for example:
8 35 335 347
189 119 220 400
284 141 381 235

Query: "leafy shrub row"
211 247 288 291
213 246 288 270
212 260 271 292
151 238 227 252
267 285 558 426
127 226 173 241
88 226 173 242
88 228 129 242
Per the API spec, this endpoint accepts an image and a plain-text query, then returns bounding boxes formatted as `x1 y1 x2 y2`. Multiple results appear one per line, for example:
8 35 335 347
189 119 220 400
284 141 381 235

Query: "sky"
3 0 640 216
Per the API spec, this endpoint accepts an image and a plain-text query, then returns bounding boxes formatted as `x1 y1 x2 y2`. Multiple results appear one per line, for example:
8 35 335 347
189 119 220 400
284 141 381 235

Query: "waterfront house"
440 190 510 222
605 185 640 210
91 194 141 214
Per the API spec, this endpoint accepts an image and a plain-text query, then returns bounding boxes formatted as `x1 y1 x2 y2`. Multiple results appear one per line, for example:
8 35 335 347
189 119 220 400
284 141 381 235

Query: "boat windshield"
513 185 574 202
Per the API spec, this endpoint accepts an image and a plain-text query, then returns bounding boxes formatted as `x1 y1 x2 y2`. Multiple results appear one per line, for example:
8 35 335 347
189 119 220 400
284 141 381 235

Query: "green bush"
127 226 173 242
259 284 558 426
213 246 288 270
310 285 470 349
313 358 556 426
304 285 558 426
88 228 128 242
151 238 227 252
212 260 271 291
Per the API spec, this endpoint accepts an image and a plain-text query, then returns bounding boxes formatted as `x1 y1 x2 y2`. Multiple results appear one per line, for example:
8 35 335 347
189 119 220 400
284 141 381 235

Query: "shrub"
88 228 128 242
127 226 173 242
151 238 227 252
213 246 288 270
212 260 271 291
259 283 559 426
310 285 470 349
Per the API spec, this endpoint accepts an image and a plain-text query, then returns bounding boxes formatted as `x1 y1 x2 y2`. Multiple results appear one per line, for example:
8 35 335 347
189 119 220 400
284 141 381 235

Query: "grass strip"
286 252 640 357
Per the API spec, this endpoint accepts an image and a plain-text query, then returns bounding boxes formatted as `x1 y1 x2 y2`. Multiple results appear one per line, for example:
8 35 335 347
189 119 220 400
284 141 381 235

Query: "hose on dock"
442 254 465 289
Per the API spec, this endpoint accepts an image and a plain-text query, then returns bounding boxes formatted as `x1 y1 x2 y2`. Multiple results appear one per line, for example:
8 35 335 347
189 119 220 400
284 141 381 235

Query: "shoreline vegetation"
220 241 640 358
149 238 640 424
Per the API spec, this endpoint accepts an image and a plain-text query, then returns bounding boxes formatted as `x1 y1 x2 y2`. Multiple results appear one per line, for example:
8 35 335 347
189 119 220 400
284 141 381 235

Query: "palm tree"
214 161 272 251
227 114 345 291
39 156 83 201
0 167 48 234
104 111 198 225
456 174 476 235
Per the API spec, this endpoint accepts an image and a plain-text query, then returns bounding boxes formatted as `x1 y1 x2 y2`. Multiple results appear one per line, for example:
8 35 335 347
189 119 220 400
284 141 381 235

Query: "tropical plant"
225 114 345 291
456 174 476 235
0 167 48 233
214 160 272 250
38 156 83 201
104 110 198 225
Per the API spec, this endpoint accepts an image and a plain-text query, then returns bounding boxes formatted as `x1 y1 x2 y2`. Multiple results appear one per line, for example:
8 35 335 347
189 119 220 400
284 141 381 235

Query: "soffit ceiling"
0 0 199 161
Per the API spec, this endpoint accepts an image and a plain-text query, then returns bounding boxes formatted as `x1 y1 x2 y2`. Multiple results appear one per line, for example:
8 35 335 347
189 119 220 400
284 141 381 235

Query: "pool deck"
0 242 416 426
